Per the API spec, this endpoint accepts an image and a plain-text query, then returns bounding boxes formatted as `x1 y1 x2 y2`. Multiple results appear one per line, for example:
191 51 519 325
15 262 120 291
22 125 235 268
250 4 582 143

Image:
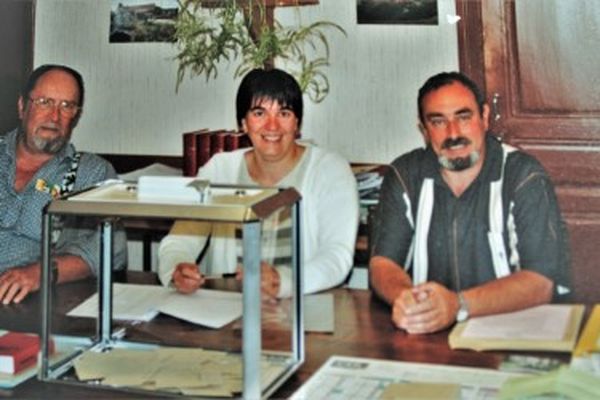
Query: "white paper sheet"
67 283 165 321
292 355 522 400
461 304 572 340
158 289 242 329
68 283 242 329
137 176 200 203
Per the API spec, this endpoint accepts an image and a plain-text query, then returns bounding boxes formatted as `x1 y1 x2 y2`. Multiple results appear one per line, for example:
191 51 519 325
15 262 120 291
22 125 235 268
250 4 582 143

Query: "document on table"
73 347 289 397
461 304 572 340
448 304 584 352
291 355 522 400
67 283 242 329
158 289 243 329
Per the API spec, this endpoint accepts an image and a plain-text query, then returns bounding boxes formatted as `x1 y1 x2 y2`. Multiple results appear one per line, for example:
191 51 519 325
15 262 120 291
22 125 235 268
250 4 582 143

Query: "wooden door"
0 0 33 135
457 0 600 303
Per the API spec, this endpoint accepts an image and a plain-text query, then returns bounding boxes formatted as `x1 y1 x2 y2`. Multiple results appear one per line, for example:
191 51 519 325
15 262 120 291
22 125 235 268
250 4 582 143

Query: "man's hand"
236 262 281 302
391 288 419 331
392 282 459 334
0 264 41 305
172 263 205 294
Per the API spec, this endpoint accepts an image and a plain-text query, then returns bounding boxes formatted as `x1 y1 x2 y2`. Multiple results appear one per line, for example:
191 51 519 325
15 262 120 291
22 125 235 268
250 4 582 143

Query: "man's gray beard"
438 151 480 171
19 128 69 154
31 135 68 154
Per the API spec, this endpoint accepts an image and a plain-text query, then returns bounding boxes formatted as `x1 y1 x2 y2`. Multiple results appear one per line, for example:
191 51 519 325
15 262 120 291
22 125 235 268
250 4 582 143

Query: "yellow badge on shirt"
35 178 62 198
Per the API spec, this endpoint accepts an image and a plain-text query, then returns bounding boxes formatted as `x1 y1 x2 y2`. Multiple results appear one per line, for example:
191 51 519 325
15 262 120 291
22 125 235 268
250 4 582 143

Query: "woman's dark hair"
236 68 303 128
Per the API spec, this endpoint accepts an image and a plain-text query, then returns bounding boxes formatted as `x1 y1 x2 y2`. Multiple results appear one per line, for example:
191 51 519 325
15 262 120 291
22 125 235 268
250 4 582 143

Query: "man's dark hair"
21 64 85 107
417 71 485 124
236 68 303 128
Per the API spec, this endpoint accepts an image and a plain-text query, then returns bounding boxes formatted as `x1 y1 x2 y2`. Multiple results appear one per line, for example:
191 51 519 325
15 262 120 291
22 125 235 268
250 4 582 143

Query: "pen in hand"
202 272 237 280
172 263 203 294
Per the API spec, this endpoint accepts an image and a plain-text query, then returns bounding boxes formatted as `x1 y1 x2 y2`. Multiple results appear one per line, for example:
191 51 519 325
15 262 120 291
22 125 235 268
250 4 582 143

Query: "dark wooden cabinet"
0 0 33 135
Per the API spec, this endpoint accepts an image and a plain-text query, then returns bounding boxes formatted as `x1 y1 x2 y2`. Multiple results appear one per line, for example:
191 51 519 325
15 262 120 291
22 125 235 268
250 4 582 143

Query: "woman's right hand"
172 263 205 294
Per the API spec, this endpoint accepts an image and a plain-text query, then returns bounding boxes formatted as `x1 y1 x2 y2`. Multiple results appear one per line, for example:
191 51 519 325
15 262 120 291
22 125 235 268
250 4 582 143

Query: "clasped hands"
392 282 461 334
172 262 281 301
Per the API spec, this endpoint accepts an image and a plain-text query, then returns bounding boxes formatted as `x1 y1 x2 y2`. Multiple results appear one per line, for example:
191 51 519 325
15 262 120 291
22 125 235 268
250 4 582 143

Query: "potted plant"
174 0 345 103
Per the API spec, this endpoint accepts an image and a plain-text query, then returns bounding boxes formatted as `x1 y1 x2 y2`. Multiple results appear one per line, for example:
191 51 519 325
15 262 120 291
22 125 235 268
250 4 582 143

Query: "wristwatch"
456 292 469 322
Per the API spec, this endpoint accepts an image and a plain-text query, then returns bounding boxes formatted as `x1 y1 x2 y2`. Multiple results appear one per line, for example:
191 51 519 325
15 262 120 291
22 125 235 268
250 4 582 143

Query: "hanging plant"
174 0 345 103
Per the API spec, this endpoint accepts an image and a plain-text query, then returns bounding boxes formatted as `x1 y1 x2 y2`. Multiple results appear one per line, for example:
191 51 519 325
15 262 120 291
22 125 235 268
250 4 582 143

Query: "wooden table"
0 272 570 399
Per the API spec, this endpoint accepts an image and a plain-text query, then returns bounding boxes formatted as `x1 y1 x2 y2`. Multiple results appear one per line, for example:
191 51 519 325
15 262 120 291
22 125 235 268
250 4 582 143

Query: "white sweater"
158 145 359 297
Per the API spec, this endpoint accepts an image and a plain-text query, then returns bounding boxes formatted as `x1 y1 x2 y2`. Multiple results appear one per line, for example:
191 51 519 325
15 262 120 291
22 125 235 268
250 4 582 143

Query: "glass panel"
40 182 302 398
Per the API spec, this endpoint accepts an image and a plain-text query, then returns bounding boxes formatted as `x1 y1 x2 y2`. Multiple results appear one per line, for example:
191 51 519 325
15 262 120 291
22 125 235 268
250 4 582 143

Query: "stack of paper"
73 347 286 397
355 171 383 206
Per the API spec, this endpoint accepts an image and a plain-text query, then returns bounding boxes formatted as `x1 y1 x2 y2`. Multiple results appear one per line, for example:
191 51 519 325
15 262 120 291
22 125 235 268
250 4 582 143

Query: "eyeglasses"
28 96 80 116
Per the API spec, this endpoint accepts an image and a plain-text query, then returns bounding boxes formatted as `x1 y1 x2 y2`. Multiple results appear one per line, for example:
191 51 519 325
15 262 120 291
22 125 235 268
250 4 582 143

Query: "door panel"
515 1 600 112
458 0 600 303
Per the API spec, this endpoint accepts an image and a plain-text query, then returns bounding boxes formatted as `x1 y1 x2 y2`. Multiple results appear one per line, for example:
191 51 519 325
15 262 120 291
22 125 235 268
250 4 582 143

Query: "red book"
0 332 53 374
183 129 209 176
225 131 252 151
209 130 227 158
196 131 213 169
182 131 198 177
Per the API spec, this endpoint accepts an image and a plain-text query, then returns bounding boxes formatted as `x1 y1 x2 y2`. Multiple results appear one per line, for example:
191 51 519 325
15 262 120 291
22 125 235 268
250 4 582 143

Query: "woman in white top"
158 68 359 298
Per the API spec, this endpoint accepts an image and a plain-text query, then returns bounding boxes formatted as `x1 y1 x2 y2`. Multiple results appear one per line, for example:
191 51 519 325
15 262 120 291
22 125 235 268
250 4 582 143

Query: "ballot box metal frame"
38 180 304 399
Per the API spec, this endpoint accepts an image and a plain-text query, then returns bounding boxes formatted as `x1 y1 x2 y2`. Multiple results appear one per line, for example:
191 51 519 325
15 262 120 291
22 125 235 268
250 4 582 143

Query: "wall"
34 0 459 164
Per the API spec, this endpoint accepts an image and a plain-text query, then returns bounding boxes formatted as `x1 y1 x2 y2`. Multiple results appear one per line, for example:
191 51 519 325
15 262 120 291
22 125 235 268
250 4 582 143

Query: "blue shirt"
0 129 127 274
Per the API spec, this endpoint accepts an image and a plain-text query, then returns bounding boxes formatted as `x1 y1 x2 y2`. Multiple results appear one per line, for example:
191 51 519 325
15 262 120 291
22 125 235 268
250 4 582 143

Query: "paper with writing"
461 304 572 340
157 289 242 329
291 355 521 400
73 347 287 397
380 382 460 400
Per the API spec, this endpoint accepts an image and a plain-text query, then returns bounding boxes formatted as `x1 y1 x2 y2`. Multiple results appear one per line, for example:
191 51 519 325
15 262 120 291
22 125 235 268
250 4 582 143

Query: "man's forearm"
462 270 553 318
0 255 92 304
54 254 92 284
369 256 413 305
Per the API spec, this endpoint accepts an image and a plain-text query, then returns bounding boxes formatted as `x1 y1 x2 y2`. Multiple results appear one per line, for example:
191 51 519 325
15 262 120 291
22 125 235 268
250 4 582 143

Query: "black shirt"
372 134 571 299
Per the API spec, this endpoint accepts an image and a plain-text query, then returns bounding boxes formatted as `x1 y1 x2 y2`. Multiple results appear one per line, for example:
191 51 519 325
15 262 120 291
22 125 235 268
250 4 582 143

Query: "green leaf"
173 0 345 101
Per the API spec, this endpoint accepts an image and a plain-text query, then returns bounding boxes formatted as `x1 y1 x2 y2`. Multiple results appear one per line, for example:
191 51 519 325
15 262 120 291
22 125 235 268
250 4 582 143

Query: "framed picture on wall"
110 0 179 43
357 0 438 25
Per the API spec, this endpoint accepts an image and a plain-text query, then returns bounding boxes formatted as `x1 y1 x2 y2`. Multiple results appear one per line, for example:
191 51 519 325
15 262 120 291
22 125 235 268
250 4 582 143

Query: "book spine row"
182 129 252 176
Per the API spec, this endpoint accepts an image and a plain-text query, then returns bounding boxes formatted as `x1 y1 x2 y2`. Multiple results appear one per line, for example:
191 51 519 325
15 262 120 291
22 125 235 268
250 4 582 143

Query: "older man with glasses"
0 64 127 304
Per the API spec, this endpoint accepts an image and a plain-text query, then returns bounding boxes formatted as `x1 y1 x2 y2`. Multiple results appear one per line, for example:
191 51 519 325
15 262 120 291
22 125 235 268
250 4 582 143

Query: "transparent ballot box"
39 180 303 399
